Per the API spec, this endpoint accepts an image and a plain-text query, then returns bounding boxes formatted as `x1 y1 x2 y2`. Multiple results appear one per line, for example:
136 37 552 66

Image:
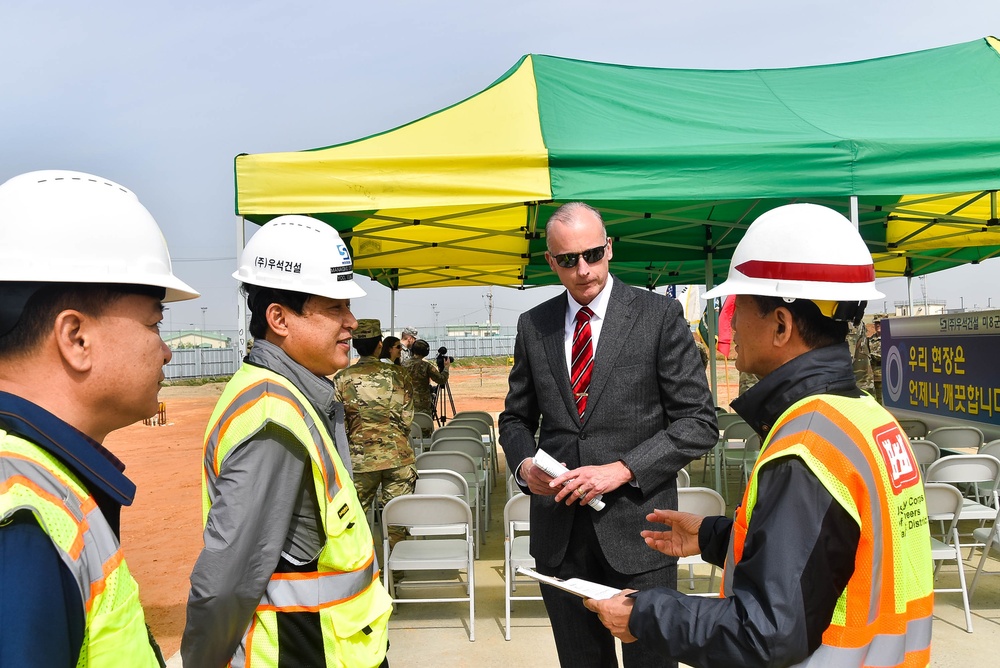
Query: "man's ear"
544 251 557 272
773 307 793 346
53 310 93 373
265 303 290 338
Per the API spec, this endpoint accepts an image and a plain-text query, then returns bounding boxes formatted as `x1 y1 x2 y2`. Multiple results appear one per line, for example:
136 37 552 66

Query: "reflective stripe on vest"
1 433 159 668
205 378 343 501
0 452 121 609
722 395 933 667
258 555 378 611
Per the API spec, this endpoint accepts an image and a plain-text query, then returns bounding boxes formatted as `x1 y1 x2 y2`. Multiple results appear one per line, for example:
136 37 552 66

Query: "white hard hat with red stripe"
703 203 883 317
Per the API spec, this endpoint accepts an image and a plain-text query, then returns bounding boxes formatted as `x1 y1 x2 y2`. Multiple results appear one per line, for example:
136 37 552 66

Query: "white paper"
516 566 622 600
533 448 606 511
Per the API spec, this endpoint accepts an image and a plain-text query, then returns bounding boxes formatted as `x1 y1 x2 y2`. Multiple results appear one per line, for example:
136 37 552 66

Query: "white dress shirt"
563 278 613 372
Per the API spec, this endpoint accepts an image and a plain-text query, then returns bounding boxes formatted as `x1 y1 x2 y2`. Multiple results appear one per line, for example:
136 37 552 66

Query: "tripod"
432 380 457 426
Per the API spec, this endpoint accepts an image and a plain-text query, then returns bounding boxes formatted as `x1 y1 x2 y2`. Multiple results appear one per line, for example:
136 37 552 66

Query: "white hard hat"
234 215 366 300
0 170 199 302
703 203 883 315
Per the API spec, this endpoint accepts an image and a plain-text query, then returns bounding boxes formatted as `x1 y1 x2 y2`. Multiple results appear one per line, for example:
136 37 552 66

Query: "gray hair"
545 202 607 251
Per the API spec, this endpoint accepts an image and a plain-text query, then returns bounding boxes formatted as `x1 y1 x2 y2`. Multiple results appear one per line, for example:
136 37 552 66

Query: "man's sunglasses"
552 241 609 269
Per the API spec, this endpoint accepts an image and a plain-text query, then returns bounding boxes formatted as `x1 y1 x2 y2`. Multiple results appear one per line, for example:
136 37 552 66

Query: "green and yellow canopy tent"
236 36 1000 296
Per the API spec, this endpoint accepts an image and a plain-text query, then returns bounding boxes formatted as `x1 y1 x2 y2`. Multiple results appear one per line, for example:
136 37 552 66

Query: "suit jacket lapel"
540 293 581 422
582 277 635 426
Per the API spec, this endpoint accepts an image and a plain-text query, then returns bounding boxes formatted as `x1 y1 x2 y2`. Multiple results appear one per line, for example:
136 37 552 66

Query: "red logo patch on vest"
873 424 920 493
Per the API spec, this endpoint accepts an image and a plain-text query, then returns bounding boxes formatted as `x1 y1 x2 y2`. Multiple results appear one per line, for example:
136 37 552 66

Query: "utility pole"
201 307 207 348
431 303 439 337
485 288 494 334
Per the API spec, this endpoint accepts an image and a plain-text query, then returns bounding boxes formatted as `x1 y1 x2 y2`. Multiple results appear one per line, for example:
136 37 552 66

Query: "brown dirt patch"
110 361 739 657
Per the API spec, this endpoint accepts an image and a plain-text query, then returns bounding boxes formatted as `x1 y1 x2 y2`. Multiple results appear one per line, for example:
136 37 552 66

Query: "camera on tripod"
436 346 454 372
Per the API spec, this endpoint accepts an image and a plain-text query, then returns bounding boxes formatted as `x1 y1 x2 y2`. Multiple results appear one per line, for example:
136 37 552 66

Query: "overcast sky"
3 1 1000 334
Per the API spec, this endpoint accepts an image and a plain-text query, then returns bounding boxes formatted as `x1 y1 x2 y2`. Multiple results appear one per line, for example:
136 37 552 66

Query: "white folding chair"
411 469 475 542
449 415 498 485
413 411 435 437
409 421 427 456
430 437 491 525
700 412 747 485
970 503 1000 601
910 439 940 476
926 426 985 452
507 473 525 499
503 493 542 640
382 494 476 641
719 420 756 503
416 451 485 557
925 454 1000 555
676 467 690 488
924 482 973 633
676 487 727 596
897 418 929 440
978 439 1000 459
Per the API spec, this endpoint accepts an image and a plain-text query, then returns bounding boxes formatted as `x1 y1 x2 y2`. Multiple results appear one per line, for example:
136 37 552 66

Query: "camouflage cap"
354 318 382 339
401 327 419 337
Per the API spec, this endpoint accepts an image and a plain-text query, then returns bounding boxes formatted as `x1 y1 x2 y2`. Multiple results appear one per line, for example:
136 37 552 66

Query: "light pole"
201 307 207 348
431 303 439 337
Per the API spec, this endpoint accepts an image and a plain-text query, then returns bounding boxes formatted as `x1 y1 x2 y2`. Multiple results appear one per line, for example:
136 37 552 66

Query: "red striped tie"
571 306 595 417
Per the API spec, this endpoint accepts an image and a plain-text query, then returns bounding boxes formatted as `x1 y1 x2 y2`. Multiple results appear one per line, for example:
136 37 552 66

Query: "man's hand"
584 590 638 643
641 509 703 557
549 462 631 506
519 457 558 496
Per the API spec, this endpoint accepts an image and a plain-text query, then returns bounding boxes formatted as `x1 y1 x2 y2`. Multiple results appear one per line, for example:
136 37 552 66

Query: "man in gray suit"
499 202 718 668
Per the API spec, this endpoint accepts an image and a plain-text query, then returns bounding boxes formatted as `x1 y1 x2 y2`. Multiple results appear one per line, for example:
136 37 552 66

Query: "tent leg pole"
390 290 396 336
236 217 249 366
907 276 914 316
705 254 718 406
849 195 860 229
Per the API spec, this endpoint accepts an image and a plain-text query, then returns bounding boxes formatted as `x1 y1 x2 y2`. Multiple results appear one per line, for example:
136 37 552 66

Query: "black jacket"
629 343 863 668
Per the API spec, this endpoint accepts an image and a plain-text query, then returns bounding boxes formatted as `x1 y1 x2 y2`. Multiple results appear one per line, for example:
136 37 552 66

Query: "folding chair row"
415 451 486 557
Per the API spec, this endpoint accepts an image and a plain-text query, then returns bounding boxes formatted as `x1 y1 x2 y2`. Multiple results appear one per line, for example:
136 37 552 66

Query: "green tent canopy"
235 37 1000 291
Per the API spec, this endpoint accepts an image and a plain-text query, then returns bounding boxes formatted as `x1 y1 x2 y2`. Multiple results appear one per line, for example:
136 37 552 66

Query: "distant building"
445 323 501 337
892 300 947 317
163 330 231 349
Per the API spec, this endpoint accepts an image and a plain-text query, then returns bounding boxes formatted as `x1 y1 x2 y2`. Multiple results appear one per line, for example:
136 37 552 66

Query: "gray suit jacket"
499 277 718 573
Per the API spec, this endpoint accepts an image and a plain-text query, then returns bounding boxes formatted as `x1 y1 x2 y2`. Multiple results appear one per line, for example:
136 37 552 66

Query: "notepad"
516 566 622 600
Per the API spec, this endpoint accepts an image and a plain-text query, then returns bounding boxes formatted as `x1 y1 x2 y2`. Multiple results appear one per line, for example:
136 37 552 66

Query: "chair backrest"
910 439 940 470
979 439 1000 460
431 424 481 443
722 420 756 442
455 411 495 428
897 418 929 439
716 413 745 431
448 418 491 441
382 494 472 530
926 454 1000 487
676 468 690 488
926 425 985 451
413 412 435 433
677 487 727 517
507 474 524 499
504 493 531 535
415 450 478 476
715 406 730 415
923 481 964 532
415 469 470 499
429 437 488 462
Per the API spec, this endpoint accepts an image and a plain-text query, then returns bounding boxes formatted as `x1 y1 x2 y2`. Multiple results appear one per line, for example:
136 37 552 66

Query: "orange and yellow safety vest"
724 394 933 667
203 363 392 668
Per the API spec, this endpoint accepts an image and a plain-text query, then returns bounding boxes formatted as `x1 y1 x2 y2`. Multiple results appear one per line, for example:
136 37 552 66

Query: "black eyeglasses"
552 241 609 268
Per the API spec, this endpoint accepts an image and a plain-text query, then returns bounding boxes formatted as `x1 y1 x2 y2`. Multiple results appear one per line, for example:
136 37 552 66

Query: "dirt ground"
107 362 739 657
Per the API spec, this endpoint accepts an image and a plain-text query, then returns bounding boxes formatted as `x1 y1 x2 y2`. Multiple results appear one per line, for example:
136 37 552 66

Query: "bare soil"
108 361 739 657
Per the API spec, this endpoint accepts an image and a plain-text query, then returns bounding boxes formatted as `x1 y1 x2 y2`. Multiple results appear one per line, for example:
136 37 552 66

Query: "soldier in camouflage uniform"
846 320 875 395
868 316 883 405
334 319 415 546
403 339 449 435
738 372 760 396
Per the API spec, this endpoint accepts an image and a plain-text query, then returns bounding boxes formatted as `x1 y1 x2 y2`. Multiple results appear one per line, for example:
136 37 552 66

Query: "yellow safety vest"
203 363 392 668
724 394 933 667
0 431 160 668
